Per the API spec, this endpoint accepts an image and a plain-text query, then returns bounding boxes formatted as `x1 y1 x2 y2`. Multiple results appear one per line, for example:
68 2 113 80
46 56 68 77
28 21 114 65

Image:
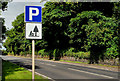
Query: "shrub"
11 51 14 55
64 48 75 57
2 50 7 55
72 51 90 59
53 49 60 60
64 49 90 59
38 49 47 57
8 52 11 55
53 49 57 59
35 51 38 55
20 51 24 56
104 44 119 59
78 51 90 59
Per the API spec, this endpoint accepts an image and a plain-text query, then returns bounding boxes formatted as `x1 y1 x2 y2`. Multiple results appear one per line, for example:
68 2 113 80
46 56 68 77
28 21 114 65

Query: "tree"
67 11 119 63
0 1 8 41
0 0 12 51
42 2 117 60
0 1 8 11
4 13 27 55
4 2 119 63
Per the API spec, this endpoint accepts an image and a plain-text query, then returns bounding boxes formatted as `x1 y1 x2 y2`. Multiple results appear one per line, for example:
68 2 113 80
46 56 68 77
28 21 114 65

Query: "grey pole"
0 17 3 81
32 40 35 81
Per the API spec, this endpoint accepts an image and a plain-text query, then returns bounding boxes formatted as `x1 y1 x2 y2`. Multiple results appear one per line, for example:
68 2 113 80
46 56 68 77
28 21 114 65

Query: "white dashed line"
39 62 56 66
45 63 56 66
39 62 44 64
68 68 114 79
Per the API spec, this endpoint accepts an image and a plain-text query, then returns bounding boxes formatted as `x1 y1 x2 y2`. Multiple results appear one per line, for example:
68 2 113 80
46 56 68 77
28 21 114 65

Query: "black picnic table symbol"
29 25 39 37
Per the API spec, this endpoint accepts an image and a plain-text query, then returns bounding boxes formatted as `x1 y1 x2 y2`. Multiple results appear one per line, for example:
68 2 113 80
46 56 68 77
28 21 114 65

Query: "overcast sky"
1 1 45 30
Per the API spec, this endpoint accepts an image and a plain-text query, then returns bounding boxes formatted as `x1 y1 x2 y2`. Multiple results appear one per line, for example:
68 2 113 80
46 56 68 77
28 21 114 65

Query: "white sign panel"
26 23 42 39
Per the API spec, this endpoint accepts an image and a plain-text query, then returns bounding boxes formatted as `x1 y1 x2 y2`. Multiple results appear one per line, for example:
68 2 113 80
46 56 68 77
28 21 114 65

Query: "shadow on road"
8 60 41 69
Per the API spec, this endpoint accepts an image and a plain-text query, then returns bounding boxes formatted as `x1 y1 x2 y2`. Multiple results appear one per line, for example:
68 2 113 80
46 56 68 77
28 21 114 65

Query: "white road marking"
39 62 56 66
28 69 55 81
68 68 114 79
45 63 56 66
39 62 44 64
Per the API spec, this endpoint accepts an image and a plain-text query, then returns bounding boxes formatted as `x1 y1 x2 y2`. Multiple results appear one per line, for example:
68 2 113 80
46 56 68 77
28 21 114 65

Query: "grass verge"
60 59 88 64
2 60 49 81
59 59 118 68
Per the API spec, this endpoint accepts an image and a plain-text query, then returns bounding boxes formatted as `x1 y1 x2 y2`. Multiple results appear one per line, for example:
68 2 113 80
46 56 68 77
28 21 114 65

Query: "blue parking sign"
25 6 42 22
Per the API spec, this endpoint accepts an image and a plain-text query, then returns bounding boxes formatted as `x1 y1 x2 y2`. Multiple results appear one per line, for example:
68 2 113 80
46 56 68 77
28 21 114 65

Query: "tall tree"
67 11 119 63
42 2 116 60
4 13 29 55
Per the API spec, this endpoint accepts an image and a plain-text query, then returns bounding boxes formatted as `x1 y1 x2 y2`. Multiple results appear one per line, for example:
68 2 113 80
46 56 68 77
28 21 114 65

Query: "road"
0 55 119 81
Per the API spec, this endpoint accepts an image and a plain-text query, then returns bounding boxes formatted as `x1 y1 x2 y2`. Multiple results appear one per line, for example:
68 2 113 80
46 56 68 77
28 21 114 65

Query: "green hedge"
38 49 48 57
63 48 90 59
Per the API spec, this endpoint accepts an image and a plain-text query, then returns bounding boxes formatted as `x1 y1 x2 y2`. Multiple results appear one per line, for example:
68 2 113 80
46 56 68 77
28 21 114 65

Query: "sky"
1 1 46 29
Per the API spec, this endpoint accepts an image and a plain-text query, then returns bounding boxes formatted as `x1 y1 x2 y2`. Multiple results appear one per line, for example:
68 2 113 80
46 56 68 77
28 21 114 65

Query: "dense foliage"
3 2 120 64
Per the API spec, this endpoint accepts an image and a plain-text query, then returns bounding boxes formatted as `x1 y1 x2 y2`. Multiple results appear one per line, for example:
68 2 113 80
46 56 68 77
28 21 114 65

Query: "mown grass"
59 59 88 64
2 60 49 81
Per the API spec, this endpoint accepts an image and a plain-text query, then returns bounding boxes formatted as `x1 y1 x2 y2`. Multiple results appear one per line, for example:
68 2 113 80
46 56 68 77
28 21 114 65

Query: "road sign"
25 6 42 22
25 23 42 39
25 5 42 81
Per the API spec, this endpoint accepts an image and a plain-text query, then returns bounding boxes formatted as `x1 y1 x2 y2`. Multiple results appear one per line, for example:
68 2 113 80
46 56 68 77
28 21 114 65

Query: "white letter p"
29 7 39 20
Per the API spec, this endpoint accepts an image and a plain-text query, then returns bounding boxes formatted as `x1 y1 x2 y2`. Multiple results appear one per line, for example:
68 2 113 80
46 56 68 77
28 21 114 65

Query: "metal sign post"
32 40 35 81
24 5 42 81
